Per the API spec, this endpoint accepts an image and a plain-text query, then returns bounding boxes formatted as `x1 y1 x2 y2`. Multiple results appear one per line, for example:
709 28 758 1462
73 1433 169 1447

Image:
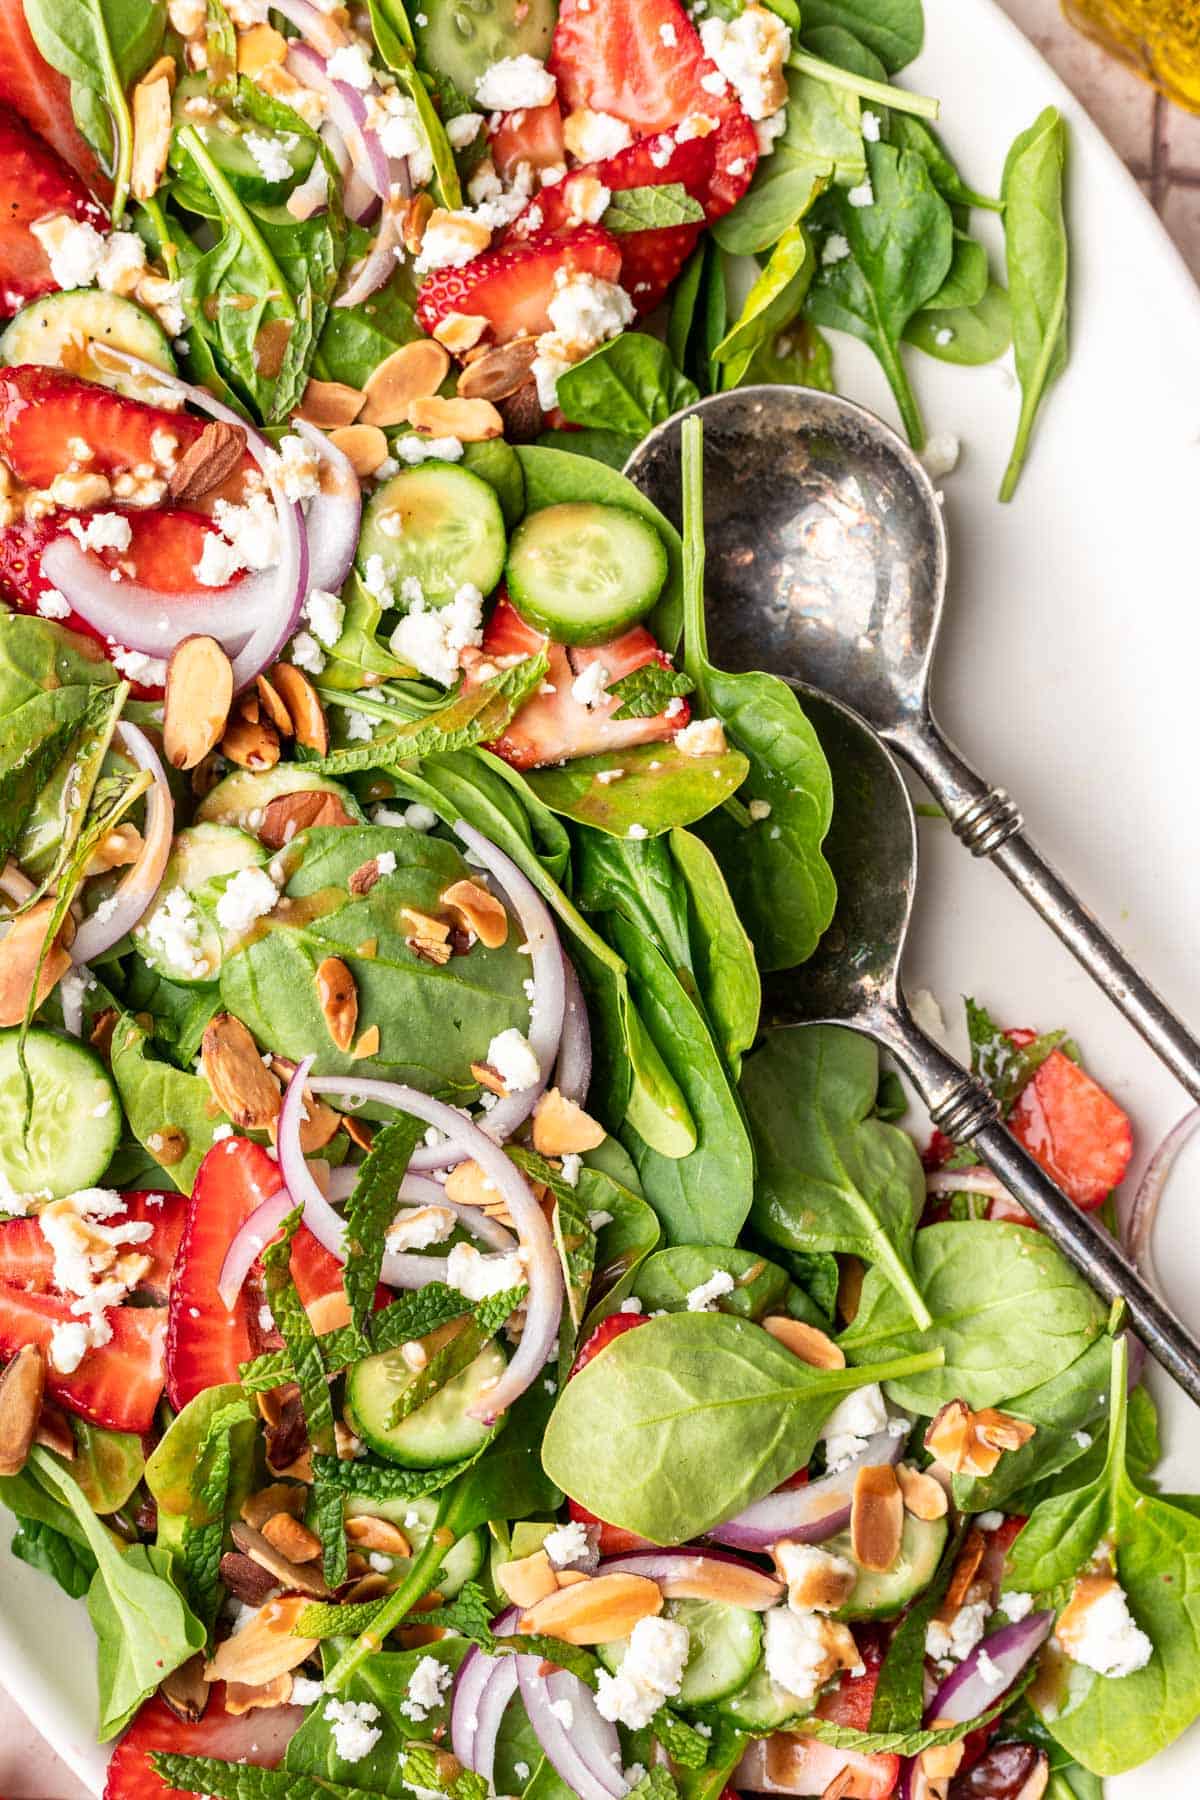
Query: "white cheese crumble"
138 887 211 979
290 1675 327 1707
763 1607 836 1703
920 432 961 479
215 865 279 933
775 1541 858 1614
822 232 851 266
474 54 556 112
445 1242 526 1302
35 588 71 621
271 432 322 503
543 1519 592 1568
595 1615 690 1729
65 512 132 554
926 1599 990 1664
326 41 376 90
386 1204 456 1252
345 710 375 742
698 7 789 119
686 1269 735 1312
290 631 326 674
446 112 483 149
821 1382 888 1473
395 432 465 465
389 583 483 686
1001 1590 1034 1621
562 107 634 162
323 1697 383 1762
570 661 611 710
399 1653 453 1721
39 1188 154 1367
847 180 875 208
675 716 727 757
486 1026 540 1092
304 587 346 647
244 131 293 184
1060 1581 1153 1679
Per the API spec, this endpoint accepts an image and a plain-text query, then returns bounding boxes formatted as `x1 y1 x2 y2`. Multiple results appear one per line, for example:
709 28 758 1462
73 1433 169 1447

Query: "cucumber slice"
829 1512 948 1621
715 1656 816 1732
134 823 265 986
196 766 363 834
599 1597 762 1708
347 1339 507 1467
415 0 555 106
170 75 316 200
345 1493 485 1597
0 1027 120 1200
0 290 176 395
505 502 668 646
358 465 507 610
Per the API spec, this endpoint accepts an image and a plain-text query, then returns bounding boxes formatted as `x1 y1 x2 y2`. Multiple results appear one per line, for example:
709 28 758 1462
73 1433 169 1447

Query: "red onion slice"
292 420 361 595
927 1610 1054 1725
452 1612 520 1786
708 1429 906 1551
1126 1106 1200 1295
305 1073 562 1419
0 861 35 907
336 202 403 309
286 45 391 199
925 1168 1012 1200
324 1163 517 1254
515 1660 625 1800
217 1185 293 1310
598 1548 782 1609
71 723 173 963
39 536 261 657
554 951 592 1106
269 0 348 56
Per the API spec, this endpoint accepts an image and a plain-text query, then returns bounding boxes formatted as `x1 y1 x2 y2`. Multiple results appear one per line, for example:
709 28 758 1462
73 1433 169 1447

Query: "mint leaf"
603 183 705 232
344 1112 424 1336
151 1755 373 1799
653 1708 709 1769
239 1286 469 1391
629 1770 680 1800
263 1205 335 1454
404 1745 489 1800
869 1522 966 1731
411 1579 496 1646
606 665 694 721
312 1472 348 1588
184 1398 253 1633
965 996 1064 1114
491 1633 601 1687
292 1595 388 1639
387 1286 526 1429
806 1667 1035 1754
314 654 549 771
311 1451 475 1501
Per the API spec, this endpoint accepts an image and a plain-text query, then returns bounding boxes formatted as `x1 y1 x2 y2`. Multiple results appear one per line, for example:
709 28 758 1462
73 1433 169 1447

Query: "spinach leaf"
904 280 1012 365
870 1523 966 1731
367 0 461 207
10 1515 97 1598
343 1113 425 1335
0 686 115 867
840 1219 1108 1412
608 664 695 720
921 230 989 311
439 1376 562 1537
109 1011 228 1192
541 1311 940 1544
678 417 836 971
742 1026 930 1327
669 826 759 1077
575 828 694 979
47 1419 144 1515
793 0 923 70
713 67 860 256
743 315 835 389
889 114 1003 211
555 333 700 440
806 142 954 447
285 1639 469 1791
0 614 116 715
999 107 1069 502
317 235 423 393
525 740 749 837
632 1243 824 1327
29 1448 204 1739
535 426 641 469
582 1167 661 1328
714 223 813 388
604 185 705 231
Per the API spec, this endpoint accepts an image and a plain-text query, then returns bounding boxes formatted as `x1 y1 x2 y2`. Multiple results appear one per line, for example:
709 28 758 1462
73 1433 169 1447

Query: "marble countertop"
7 3 1199 1795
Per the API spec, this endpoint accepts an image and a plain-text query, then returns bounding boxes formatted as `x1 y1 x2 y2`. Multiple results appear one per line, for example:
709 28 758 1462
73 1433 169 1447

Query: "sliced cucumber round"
345 1492 485 1597
715 1656 817 1732
196 766 363 835
415 0 555 106
598 1597 762 1708
134 823 265 986
170 75 317 199
829 1512 948 1621
505 502 668 646
0 290 176 395
0 1027 120 1201
346 1339 507 1467
358 465 507 610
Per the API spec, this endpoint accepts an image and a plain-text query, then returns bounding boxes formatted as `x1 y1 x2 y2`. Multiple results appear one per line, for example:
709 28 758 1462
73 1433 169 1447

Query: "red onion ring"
707 1428 906 1551
305 1072 562 1419
925 1168 1012 1200
268 0 348 57
39 536 260 656
1125 1107 1200 1295
335 202 403 309
0 861 36 907
292 420 361 595
324 1163 518 1254
926 1610 1054 1725
451 1607 520 1782
70 723 173 963
515 1660 625 1800
554 951 592 1106
286 45 391 200
217 1185 293 1310
598 1548 782 1609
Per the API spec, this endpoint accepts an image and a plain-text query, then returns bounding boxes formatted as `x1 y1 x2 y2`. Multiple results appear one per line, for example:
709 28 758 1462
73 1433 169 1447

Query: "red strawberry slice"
0 111 108 317
104 1687 302 1800
814 1633 883 1731
415 224 622 343
1006 1029 1133 1209
0 1284 165 1432
473 595 688 770
0 0 109 191
569 1307 648 1376
491 98 565 181
0 1190 184 1299
567 1495 655 1555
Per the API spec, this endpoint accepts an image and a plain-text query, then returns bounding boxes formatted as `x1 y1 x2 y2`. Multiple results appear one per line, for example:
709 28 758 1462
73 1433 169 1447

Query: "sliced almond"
0 899 74 1028
242 1483 307 1531
353 1024 381 1059
159 1654 209 1724
444 1160 500 1209
497 1548 559 1609
349 857 385 896
408 395 503 442
455 337 540 402
168 420 247 503
1056 1572 1118 1658
261 1512 323 1564
83 823 142 876
221 711 280 772
269 662 329 755
330 423 390 479
164 634 234 769
34 1398 76 1459
530 1087 606 1157
441 878 508 948
925 1399 1035 1477
651 1557 782 1610
360 340 452 427
819 1769 855 1800
230 1521 329 1599
761 1316 845 1370
201 1014 281 1129
130 70 173 201
433 312 490 354
0 1344 45 1476
297 378 365 429
346 1516 411 1557
517 1572 663 1644
219 1551 282 1607
937 1528 986 1618
224 1672 295 1715
398 192 435 256
407 936 452 966
204 1594 319 1684
471 1061 508 1097
851 1464 904 1573
258 787 354 850
772 1542 858 1613
306 1288 351 1335
919 1740 965 1783
401 906 450 942
316 955 358 1052
236 21 288 73
256 674 294 737
896 1463 949 1522
341 1114 375 1153
344 1572 392 1605
973 1408 1037 1453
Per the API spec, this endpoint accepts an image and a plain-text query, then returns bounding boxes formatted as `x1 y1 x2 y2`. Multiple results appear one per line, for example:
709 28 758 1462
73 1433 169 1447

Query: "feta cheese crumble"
326 41 376 90
445 1242 525 1302
323 1697 383 1762
595 1615 690 1729
389 583 484 686
486 1027 541 1092
685 1269 736 1312
570 661 611 710
386 1204 456 1252
244 131 293 184
926 1599 990 1664
304 587 346 647
543 1519 592 1568
821 1382 889 1473
763 1607 839 1704
66 512 132 554
399 1653 453 1721
215 866 279 934
475 54 557 111
1059 1579 1153 1679
698 7 789 119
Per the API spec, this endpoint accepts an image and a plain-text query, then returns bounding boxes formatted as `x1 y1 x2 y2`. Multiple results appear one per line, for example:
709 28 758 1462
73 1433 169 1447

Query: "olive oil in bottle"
1063 0 1200 112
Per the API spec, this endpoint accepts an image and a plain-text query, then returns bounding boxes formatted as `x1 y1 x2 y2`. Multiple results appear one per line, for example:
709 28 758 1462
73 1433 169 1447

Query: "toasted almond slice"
297 378 365 428
444 1160 499 1209
973 1407 1037 1452
167 421 248 503
236 21 287 73
306 1288 352 1337
919 1741 966 1782
164 634 234 770
471 1061 508 1097
159 1654 209 1724
204 1594 319 1684
896 1463 949 1521
497 1548 559 1609
352 1024 381 1060
0 898 74 1029
34 1398 76 1459
441 878 508 948
937 1528 986 1619
224 1672 295 1715
201 1014 281 1129
344 1572 393 1604
230 1521 329 1598
316 956 358 1052
518 1572 663 1644
346 1516 412 1557
237 688 260 725
261 1511 323 1563
269 662 329 755
531 1088 606 1157
83 823 142 876
456 337 540 402
401 906 450 942
341 1114 375 1153
0 1344 45 1477
761 1316 846 1370
360 340 452 427
256 674 294 736
330 423 390 479
130 71 173 201
851 1464 904 1573
241 1483 307 1531
924 1399 974 1471
258 787 354 850
221 711 280 772
408 394 503 442
398 192 435 255
408 935 453 966
433 312 490 353
653 1557 783 1610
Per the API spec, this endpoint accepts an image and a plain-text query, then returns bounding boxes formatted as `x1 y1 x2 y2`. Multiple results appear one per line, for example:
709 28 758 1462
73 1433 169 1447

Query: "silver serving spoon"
625 387 1200 1106
767 677 1200 1405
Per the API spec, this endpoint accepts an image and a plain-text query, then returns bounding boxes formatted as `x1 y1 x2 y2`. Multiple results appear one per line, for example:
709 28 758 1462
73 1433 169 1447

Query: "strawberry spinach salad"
0 0 1186 1796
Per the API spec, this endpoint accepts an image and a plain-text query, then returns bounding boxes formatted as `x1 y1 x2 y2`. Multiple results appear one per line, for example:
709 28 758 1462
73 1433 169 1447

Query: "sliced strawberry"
569 1308 648 1376
0 0 108 191
0 112 108 317
415 224 622 343
491 98 565 181
0 1284 164 1431
814 1633 884 1731
475 595 688 770
736 1735 899 1799
104 1688 301 1800
0 1190 183 1299
1006 1029 1133 1209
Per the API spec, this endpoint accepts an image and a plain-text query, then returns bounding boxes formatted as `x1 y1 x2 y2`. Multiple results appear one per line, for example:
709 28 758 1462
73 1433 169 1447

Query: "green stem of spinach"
137 197 179 279
788 50 940 122
873 330 925 451
679 414 712 700
88 0 136 224
322 1527 448 1691
178 124 298 324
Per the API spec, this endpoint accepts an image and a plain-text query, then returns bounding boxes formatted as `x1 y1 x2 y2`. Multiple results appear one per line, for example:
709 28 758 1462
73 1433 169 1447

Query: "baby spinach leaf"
669 826 760 1077
540 1310 941 1544
794 0 923 70
999 107 1069 502
920 229 989 311
555 333 700 440
0 686 114 867
713 67 860 256
632 1243 824 1327
603 184 705 231
368 0 461 207
286 1639 470 1792
0 614 116 715
806 142 954 447
742 1025 930 1327
525 740 749 837
840 1219 1108 1412
10 1516 97 1598
903 280 1012 365
743 315 835 389
575 828 694 978
582 1169 661 1327
47 1420 143 1516
317 233 423 390
713 223 814 388
343 1113 424 1336
889 114 1003 211
951 1333 1115 1514
109 1011 227 1192
607 665 695 720
462 438 526 531
535 426 641 469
